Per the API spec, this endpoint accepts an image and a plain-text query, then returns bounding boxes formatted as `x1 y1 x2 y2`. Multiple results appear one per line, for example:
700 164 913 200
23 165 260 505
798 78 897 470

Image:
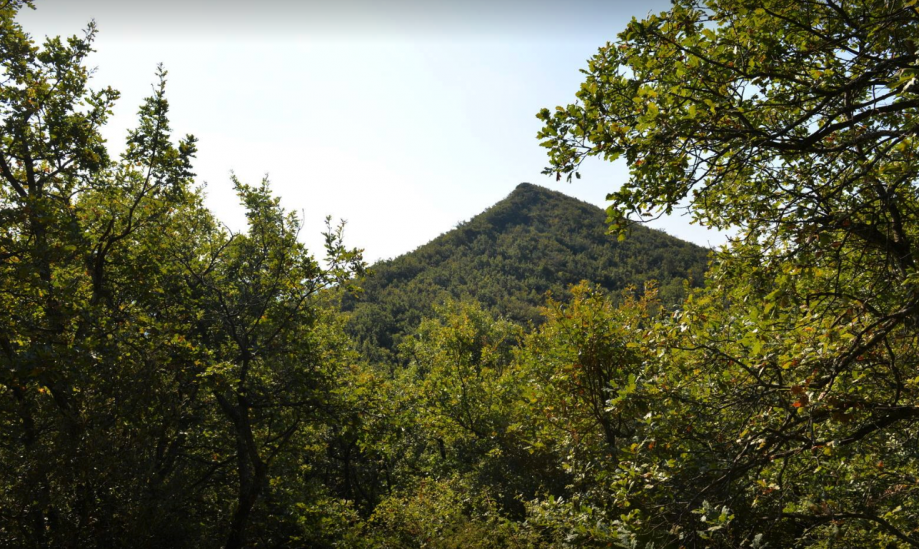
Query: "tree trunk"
218 391 266 549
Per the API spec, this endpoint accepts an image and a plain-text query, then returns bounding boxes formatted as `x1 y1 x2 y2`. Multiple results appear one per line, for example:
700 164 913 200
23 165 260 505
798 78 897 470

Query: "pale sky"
17 0 725 262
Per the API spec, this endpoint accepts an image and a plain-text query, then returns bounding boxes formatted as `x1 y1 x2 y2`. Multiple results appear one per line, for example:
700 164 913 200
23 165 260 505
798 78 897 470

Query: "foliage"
537 0 919 546
397 301 564 514
519 283 656 488
355 476 547 549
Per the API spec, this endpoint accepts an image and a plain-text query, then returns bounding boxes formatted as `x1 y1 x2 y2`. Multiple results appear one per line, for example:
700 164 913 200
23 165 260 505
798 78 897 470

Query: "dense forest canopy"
1 0 918 548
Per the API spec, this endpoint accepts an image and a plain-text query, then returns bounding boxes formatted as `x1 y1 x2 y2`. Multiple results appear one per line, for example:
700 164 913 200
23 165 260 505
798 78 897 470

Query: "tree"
0 3 367 546
0 3 201 542
398 301 539 513
520 283 655 475
173 178 366 549
538 0 919 546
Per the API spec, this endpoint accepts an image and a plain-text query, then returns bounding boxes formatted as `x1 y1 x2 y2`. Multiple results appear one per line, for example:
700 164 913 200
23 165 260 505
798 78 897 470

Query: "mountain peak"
473 182 600 233
513 181 539 191
510 182 561 199
345 183 709 358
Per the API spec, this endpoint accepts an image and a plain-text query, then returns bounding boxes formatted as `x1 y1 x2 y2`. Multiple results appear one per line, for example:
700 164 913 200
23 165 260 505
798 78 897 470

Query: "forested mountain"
4 1 918 547
344 182 708 356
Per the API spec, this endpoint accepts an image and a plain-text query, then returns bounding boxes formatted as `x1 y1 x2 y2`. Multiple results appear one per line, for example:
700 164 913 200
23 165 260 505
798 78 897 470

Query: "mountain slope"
343 182 709 357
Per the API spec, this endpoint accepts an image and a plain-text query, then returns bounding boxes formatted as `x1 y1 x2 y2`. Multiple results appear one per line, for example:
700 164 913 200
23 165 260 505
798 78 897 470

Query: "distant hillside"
343 183 709 359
